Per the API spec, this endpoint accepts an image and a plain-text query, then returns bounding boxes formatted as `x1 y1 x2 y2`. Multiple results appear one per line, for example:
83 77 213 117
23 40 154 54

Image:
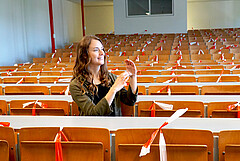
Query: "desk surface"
0 116 240 133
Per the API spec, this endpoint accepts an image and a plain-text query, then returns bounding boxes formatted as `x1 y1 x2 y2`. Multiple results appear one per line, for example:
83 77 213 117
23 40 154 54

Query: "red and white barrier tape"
227 102 240 118
0 122 10 127
139 108 188 160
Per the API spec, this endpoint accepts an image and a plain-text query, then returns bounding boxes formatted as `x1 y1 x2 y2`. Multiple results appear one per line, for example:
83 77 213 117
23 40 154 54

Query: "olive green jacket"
69 72 138 116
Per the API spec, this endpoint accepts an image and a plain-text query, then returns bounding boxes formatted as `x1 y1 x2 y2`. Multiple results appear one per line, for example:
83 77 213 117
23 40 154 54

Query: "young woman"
70 35 138 116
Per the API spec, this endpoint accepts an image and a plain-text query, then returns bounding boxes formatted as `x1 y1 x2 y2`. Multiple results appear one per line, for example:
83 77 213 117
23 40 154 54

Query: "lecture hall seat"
138 101 204 117
148 85 199 95
0 126 16 161
0 140 9 161
198 76 239 82
219 130 240 161
201 85 240 95
50 86 70 95
9 100 70 116
62 127 111 161
207 102 239 118
115 128 213 161
3 77 38 84
4 86 49 95
0 100 7 115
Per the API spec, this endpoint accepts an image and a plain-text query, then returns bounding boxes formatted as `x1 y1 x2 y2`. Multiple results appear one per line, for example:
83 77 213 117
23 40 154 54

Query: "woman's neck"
88 64 101 85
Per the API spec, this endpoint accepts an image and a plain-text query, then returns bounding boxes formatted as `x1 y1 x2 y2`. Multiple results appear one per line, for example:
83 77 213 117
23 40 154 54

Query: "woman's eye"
93 49 98 52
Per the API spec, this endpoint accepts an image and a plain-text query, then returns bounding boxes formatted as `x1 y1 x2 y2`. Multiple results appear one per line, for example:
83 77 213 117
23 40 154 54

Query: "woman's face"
88 39 105 66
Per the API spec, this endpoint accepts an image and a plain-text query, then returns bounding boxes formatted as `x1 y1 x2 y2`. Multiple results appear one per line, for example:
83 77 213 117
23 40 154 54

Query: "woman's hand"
105 72 130 106
125 59 137 77
111 71 130 92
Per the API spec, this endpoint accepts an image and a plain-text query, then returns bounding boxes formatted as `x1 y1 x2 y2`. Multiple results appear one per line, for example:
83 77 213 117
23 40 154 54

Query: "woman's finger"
124 59 132 66
118 71 129 80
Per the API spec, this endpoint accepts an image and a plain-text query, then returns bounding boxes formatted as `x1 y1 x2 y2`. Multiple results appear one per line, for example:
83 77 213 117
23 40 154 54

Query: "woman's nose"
99 49 104 55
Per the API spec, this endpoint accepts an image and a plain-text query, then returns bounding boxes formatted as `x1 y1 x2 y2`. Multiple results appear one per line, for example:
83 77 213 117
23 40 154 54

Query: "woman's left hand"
125 59 137 77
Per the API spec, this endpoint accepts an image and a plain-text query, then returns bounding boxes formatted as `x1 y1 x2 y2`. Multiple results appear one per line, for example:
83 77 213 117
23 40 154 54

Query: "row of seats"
113 70 240 75
1 126 240 161
2 75 240 84
2 63 240 72
29 29 240 65
1 70 240 78
135 85 240 95
1 84 240 95
0 100 72 116
100 32 239 52
33 57 76 63
107 53 239 62
0 99 240 118
0 85 69 95
0 76 71 84
105 47 240 55
137 101 240 118
0 63 74 72
33 48 240 64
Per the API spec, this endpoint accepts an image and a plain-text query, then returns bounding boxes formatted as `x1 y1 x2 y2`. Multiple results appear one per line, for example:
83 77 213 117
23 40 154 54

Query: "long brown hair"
72 35 110 95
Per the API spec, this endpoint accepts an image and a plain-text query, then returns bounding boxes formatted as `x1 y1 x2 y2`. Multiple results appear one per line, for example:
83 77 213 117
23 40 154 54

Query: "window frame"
126 0 174 18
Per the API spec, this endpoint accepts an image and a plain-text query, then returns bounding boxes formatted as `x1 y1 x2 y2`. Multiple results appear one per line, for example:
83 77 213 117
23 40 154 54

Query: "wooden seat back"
207 102 238 118
198 76 239 82
62 127 110 161
138 101 204 117
10 100 70 116
0 140 9 161
201 85 240 95
115 128 213 161
148 85 199 95
4 86 49 95
0 127 16 161
219 130 240 161
0 100 7 115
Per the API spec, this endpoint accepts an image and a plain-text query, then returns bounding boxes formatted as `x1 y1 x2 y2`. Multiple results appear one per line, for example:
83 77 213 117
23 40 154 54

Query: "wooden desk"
0 116 240 133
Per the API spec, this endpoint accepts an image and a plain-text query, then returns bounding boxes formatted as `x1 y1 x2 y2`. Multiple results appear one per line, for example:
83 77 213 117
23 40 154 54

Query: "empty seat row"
1 84 240 96
1 99 240 118
1 126 240 161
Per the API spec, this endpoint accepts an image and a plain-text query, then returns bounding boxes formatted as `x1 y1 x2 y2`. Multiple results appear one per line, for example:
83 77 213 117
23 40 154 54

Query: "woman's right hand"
111 71 130 92
105 71 130 106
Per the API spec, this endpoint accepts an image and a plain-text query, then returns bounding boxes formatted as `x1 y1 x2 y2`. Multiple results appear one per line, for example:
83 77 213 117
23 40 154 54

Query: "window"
127 0 173 17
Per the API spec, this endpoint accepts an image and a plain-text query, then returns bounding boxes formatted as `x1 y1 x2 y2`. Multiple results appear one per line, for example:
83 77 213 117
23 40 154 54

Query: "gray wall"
113 0 187 34
188 0 240 29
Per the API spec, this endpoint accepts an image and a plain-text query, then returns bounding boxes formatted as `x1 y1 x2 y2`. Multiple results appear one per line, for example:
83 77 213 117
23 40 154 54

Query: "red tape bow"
231 65 240 70
227 103 240 118
216 68 224 83
139 108 188 159
152 55 158 61
23 101 48 116
156 85 171 95
55 131 69 161
37 68 44 76
54 77 60 84
209 46 216 49
137 69 147 75
0 122 10 127
60 86 70 95
148 103 156 117
16 75 27 84
156 46 162 51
